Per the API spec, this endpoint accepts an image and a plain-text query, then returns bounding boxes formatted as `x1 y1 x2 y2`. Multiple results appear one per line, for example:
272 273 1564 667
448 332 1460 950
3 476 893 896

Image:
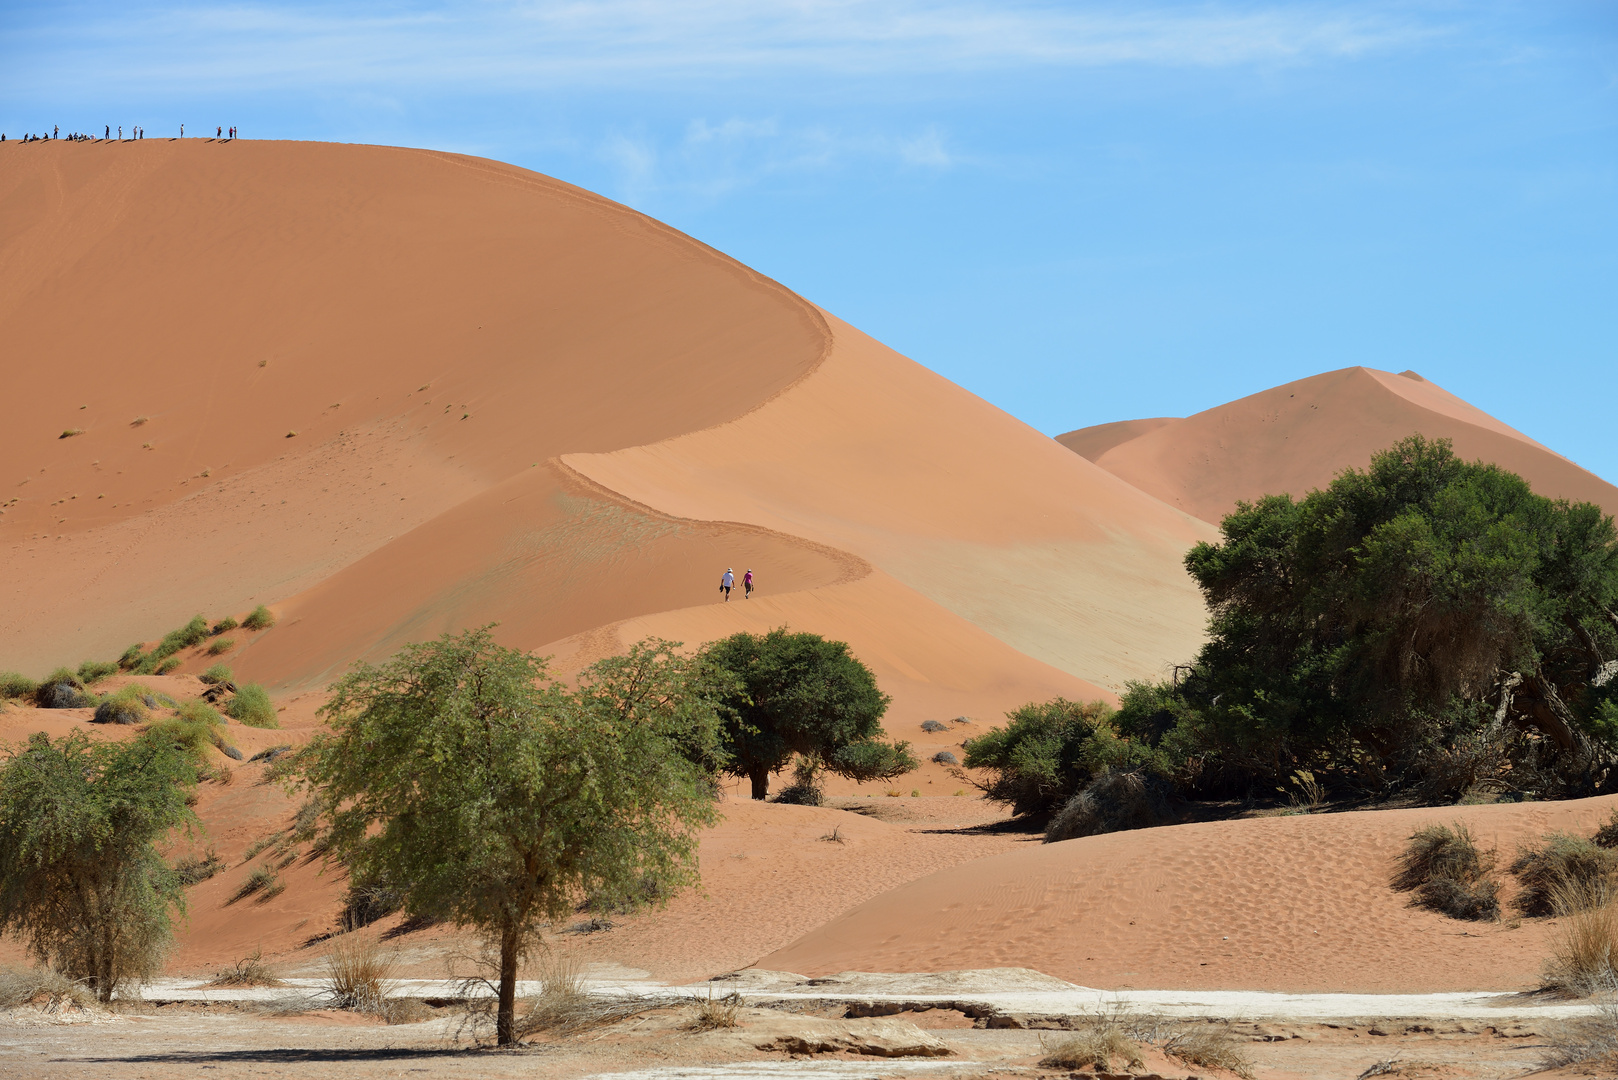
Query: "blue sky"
5 2 1616 481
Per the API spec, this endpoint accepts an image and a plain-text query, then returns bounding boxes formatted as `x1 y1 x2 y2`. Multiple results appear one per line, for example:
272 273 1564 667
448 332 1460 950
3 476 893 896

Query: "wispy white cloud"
597 116 957 203
4 1 1451 97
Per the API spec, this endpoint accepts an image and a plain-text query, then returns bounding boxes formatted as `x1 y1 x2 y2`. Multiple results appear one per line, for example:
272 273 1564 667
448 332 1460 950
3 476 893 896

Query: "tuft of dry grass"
1394 822 1499 921
323 937 397 1015
690 989 743 1031
1512 834 1618 918
1162 1022 1256 1079
209 949 283 988
228 866 283 905
1541 988 1618 1070
1038 1012 1145 1073
0 966 98 1012
241 833 281 864
1543 889 1618 996
174 848 225 886
819 826 845 844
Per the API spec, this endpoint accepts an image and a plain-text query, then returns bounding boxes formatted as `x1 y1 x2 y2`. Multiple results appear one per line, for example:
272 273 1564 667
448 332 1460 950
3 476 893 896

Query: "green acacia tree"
292 629 723 1046
0 731 197 1001
703 627 915 799
1177 435 1618 795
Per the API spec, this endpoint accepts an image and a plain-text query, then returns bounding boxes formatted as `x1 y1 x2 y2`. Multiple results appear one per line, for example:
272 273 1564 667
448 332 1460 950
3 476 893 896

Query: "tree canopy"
0 730 196 1001
703 627 914 800
291 629 723 1045
1176 435 1618 797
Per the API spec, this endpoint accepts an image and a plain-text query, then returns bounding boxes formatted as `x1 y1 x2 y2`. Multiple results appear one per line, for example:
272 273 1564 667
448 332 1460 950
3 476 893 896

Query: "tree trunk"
97 918 115 1003
749 766 770 801
496 924 520 1046
1524 671 1578 752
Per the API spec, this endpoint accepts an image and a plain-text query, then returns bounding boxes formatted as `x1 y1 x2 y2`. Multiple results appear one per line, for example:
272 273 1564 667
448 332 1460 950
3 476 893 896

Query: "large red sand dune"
1059 367 1618 525
1 138 1207 713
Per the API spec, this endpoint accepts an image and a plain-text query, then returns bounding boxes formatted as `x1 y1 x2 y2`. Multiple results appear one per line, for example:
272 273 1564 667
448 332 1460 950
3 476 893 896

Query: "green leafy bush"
117 644 145 671
134 616 211 674
145 701 236 769
963 698 1153 820
199 664 233 686
93 685 153 726
0 673 37 700
154 657 181 675
225 684 278 728
211 616 238 635
208 638 236 656
242 606 276 631
76 660 118 685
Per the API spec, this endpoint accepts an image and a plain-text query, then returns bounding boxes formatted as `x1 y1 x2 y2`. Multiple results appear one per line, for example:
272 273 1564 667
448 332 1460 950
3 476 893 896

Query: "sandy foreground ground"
2 975 1605 1080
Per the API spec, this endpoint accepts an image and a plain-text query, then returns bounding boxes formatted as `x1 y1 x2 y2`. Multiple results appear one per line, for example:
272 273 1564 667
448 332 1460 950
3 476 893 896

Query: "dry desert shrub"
690 989 743 1031
1512 834 1618 917
208 637 236 656
1161 1022 1256 1079
1038 1011 1145 1073
1045 769 1172 843
1393 822 1500 921
242 605 276 631
211 616 238 635
1594 810 1618 850
449 950 673 1040
229 867 283 905
173 848 224 885
34 668 92 709
210 949 283 987
323 937 396 1014
92 685 151 726
0 966 98 1012
1543 888 1618 996
1541 987 1618 1069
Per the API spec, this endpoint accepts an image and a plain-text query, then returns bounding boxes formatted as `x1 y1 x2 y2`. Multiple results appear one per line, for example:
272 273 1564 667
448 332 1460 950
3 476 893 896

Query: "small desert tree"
703 627 915 799
292 628 722 1046
0 731 196 1001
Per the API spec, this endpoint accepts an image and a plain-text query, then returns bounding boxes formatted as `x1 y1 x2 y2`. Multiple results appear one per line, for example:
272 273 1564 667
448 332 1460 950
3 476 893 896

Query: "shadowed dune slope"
762 794 1618 994
0 139 839 679
1058 367 1618 525
565 313 1218 692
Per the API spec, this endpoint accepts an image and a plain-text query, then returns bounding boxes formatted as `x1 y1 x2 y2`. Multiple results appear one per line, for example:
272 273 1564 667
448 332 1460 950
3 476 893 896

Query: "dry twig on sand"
208 949 282 988
690 990 743 1031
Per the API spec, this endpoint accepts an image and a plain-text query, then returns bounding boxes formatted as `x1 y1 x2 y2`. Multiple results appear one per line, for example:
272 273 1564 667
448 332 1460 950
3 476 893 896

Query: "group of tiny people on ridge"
719 568 755 602
4 124 240 143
